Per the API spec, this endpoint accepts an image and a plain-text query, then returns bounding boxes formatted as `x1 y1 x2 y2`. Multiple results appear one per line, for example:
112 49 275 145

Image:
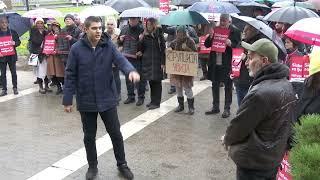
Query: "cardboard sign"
55 34 70 54
199 36 211 54
277 152 292 180
166 50 198 76
289 55 310 82
211 28 230 53
0 36 15 56
231 48 244 78
159 0 169 14
42 35 56 55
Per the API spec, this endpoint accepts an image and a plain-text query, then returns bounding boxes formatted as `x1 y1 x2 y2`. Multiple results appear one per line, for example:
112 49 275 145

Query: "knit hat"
241 38 279 63
64 14 75 22
309 46 320 76
177 25 187 33
35 17 44 24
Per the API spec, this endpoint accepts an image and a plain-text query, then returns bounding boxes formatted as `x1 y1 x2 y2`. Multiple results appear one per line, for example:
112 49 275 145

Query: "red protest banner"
42 35 56 55
277 152 292 180
303 56 310 78
0 36 15 56
289 55 310 81
159 0 169 14
231 48 244 78
211 28 230 53
199 36 211 54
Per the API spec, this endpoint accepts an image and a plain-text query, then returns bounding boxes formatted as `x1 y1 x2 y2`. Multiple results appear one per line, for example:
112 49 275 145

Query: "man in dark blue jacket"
63 16 139 180
0 16 21 96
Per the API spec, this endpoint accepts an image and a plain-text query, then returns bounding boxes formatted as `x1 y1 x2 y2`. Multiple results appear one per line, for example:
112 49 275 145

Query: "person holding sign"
232 24 261 106
0 16 20 96
204 14 241 118
45 21 65 95
168 25 197 115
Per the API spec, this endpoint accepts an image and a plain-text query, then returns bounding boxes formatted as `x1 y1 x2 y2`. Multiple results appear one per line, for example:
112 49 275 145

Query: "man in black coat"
223 39 296 180
0 16 21 96
204 14 241 118
63 16 139 180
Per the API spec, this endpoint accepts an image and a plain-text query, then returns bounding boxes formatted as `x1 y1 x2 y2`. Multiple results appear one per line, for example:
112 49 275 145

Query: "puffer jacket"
224 63 296 170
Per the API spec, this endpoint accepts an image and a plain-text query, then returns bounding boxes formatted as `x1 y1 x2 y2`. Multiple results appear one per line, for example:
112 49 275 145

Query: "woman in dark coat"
297 47 320 118
137 18 166 109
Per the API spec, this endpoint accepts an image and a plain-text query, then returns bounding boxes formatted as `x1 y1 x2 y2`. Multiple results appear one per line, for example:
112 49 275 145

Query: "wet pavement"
0 70 238 180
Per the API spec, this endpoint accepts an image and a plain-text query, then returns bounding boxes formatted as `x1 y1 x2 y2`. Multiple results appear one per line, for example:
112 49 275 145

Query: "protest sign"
166 50 198 76
0 36 15 56
211 28 230 53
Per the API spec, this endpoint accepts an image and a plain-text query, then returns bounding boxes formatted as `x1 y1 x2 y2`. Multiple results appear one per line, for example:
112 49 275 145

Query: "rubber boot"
56 83 63 95
39 83 46 94
187 98 195 115
174 96 184 113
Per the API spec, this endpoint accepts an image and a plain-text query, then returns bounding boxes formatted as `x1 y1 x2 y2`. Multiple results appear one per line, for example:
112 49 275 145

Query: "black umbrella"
237 1 271 17
105 0 151 12
0 12 31 36
171 0 201 7
263 6 319 24
233 15 287 59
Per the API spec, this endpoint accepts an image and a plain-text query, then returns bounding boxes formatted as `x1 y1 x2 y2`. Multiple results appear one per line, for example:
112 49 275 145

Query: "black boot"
56 83 63 95
44 80 52 93
39 83 46 94
85 167 98 180
174 96 184 113
0 90 7 96
187 98 195 115
118 164 134 180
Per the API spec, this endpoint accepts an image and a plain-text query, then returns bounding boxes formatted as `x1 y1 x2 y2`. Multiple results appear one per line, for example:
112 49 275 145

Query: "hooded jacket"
63 33 135 112
225 63 296 170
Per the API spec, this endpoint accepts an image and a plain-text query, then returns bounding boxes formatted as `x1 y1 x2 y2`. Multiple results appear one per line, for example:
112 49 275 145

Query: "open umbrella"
233 15 287 58
0 12 31 36
105 0 151 12
79 5 118 21
237 2 271 17
285 17 320 46
272 1 316 10
160 10 209 25
120 7 165 18
263 6 319 24
189 1 240 14
171 0 201 7
23 8 63 18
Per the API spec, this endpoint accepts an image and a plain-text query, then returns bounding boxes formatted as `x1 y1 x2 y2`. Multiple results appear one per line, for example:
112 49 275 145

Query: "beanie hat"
177 25 187 33
35 17 44 24
64 14 75 22
309 46 320 76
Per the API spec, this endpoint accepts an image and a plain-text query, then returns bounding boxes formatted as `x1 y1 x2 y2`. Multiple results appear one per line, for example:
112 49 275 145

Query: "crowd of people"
0 7 319 179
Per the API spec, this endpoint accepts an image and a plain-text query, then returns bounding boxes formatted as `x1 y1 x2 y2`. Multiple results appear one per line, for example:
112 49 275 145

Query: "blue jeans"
235 85 249 107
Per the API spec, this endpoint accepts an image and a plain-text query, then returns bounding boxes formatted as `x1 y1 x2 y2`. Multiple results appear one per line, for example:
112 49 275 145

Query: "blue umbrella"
160 10 209 25
0 12 31 36
189 1 240 14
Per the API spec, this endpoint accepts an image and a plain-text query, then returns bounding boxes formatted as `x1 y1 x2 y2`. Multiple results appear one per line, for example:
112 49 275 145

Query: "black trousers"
149 80 162 106
113 66 121 97
199 57 208 76
125 58 146 100
80 107 127 167
236 166 278 180
0 60 17 90
212 66 232 110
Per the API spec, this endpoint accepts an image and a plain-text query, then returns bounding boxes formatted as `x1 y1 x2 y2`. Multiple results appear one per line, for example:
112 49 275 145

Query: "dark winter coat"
63 33 136 112
233 34 262 88
297 87 320 119
61 24 81 46
118 24 144 59
138 28 166 81
225 63 296 170
0 29 20 62
204 25 241 82
28 27 45 54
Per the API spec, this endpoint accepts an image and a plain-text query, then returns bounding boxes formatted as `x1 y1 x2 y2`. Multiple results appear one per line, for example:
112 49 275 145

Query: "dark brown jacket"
225 63 296 170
